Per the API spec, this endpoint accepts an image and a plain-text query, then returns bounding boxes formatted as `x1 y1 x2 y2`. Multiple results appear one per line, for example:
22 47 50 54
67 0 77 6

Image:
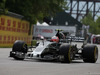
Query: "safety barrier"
0 15 32 47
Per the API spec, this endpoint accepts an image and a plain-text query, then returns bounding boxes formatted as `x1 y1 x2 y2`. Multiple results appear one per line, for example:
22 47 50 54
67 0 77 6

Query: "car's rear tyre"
82 45 98 63
12 40 28 60
59 44 74 63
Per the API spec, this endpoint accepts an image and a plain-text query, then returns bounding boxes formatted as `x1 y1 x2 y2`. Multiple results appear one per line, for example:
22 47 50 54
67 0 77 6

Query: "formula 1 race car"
9 29 99 63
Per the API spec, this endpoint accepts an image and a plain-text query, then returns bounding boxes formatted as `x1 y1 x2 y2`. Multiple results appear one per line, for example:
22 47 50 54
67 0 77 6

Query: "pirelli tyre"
59 44 74 63
12 40 28 60
82 45 98 63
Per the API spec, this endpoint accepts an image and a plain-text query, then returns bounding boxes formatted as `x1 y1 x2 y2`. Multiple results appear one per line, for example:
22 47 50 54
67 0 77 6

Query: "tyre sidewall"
82 45 98 63
59 44 72 63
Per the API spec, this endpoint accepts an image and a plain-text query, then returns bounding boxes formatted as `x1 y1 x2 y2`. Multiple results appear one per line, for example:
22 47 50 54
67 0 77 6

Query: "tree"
80 12 99 34
5 0 68 24
2 0 68 34
0 0 8 14
81 12 94 25
95 17 100 34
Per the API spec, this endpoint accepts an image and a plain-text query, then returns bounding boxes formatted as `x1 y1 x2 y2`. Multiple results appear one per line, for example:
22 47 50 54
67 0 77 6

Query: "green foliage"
4 0 68 24
81 12 94 25
0 0 68 35
31 40 37 46
81 12 100 34
0 0 8 14
95 17 100 33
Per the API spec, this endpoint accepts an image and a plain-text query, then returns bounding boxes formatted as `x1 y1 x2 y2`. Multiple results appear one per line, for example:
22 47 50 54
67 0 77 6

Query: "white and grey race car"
9 30 98 63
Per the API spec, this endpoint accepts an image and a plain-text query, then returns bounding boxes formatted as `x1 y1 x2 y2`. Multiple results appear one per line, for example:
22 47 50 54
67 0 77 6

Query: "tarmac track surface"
0 42 100 75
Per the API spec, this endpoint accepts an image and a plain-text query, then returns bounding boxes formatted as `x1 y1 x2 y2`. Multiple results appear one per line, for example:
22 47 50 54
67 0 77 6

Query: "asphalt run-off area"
0 42 100 75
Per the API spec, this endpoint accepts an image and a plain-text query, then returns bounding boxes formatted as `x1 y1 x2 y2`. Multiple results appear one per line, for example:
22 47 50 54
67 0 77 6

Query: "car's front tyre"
10 40 28 60
59 44 74 63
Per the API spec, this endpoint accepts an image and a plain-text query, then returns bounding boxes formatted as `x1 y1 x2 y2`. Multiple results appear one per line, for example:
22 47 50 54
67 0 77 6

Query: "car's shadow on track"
9 58 100 64
23 59 84 64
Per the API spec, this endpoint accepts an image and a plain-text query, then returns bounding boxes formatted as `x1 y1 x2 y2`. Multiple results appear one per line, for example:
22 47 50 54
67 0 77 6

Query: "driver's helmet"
51 36 59 43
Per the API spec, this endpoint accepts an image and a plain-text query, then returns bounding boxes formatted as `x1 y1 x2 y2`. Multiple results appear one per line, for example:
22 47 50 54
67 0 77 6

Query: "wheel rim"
23 44 28 53
23 44 27 49
94 47 98 61
68 46 73 61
